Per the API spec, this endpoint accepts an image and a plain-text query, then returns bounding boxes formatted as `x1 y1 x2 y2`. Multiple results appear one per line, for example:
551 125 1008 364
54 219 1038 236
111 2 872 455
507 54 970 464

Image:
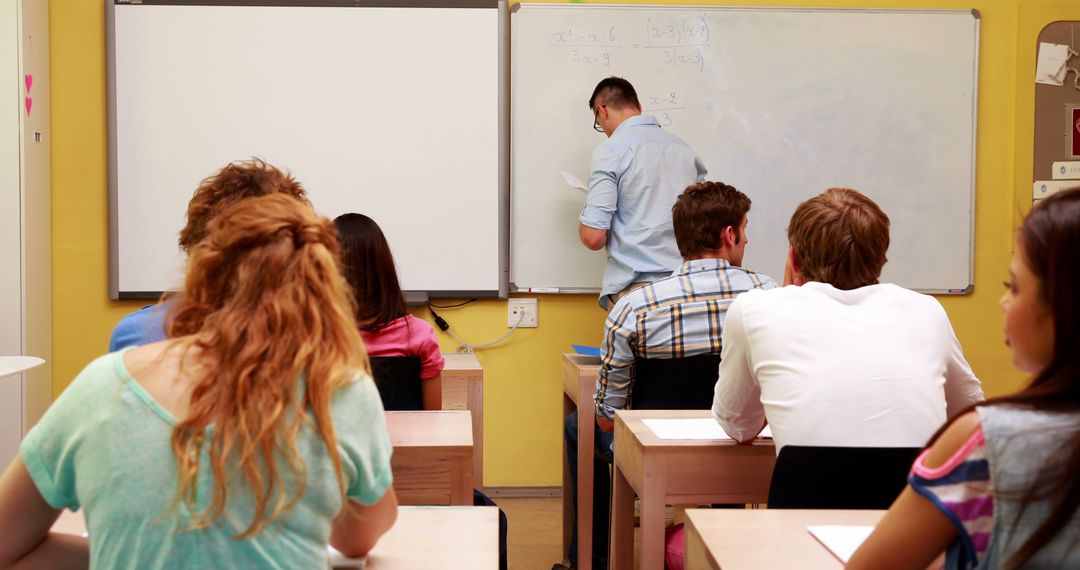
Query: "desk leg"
468 376 484 489
610 465 634 570
578 409 594 570
562 395 574 557
639 463 667 570
451 455 473 506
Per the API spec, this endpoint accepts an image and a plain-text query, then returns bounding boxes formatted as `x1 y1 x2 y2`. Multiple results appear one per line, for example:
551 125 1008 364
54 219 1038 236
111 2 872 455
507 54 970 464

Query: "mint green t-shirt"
21 349 393 570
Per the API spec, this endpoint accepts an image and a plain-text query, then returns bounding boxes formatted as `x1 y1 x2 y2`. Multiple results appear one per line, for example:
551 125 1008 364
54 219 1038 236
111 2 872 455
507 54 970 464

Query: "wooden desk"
386 411 473 506
54 505 500 569
611 410 777 570
441 352 484 488
684 509 885 570
561 352 601 570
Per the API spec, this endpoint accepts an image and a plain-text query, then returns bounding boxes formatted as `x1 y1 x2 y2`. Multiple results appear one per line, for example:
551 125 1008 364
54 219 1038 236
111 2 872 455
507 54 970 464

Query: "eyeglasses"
592 105 605 133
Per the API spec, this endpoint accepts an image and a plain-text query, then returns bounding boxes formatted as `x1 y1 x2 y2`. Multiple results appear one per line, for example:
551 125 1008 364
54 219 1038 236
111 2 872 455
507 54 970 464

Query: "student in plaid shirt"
556 181 776 570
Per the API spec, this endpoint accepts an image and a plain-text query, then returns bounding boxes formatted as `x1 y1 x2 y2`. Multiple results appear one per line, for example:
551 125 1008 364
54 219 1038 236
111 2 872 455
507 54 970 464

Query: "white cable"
449 311 524 354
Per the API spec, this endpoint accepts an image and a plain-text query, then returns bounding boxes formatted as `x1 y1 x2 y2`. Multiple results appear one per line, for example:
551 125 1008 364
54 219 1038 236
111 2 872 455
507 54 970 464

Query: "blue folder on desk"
571 344 601 357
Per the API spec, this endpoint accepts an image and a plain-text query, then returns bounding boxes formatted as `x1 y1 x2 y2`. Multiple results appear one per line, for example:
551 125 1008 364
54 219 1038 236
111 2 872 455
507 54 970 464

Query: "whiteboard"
511 5 978 293
108 1 506 299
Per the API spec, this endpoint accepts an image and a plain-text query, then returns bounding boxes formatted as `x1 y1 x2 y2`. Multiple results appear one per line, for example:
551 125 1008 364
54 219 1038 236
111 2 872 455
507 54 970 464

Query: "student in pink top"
334 213 445 410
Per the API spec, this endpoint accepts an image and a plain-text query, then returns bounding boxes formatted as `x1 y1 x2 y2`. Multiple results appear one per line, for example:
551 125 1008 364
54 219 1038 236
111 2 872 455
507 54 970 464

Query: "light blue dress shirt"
580 114 707 307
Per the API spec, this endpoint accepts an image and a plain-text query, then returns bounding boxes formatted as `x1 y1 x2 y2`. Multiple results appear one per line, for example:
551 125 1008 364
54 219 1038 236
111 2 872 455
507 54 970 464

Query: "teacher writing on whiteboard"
578 76 708 309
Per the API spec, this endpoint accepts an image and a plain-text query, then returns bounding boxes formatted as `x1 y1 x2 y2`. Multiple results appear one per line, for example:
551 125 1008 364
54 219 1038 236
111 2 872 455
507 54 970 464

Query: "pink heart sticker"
25 74 32 93
25 96 32 116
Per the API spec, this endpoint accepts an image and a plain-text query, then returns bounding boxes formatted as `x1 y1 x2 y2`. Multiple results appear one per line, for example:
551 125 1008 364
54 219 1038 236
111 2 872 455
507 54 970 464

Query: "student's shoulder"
52 351 129 409
876 283 951 319
403 314 437 334
732 281 792 303
920 410 983 470
109 303 169 351
726 266 779 291
333 369 385 410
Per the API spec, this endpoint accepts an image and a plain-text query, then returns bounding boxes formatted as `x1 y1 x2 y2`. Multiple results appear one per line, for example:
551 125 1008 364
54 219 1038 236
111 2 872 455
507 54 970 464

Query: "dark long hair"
333 213 407 331
932 187 1080 566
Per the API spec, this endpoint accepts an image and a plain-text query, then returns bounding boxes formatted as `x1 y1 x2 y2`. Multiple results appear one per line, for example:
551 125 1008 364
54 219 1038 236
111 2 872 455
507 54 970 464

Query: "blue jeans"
565 411 615 569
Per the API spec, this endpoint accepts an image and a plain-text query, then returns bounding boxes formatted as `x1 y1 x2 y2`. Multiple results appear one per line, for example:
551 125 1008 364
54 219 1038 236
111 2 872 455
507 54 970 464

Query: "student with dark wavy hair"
334 213 444 410
0 193 397 568
849 188 1080 569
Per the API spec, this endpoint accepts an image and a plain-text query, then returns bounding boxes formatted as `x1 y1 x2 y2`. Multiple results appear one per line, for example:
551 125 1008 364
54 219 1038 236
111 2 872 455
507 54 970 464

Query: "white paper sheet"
641 419 773 440
807 525 875 563
1035 42 1071 85
329 546 367 568
642 418 733 440
560 170 588 192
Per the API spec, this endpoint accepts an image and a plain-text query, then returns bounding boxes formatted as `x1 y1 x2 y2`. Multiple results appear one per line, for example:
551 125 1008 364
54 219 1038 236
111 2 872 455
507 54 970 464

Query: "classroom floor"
500 496 644 570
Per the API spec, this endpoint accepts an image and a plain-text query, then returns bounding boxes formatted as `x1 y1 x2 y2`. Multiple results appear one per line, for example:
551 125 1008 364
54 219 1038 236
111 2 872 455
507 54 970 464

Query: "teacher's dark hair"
588 76 641 112
333 213 408 332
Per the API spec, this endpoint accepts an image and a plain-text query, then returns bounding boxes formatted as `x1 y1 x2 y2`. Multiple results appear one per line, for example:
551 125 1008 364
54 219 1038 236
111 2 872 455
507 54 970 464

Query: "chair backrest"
368 356 424 411
630 354 722 410
767 445 922 509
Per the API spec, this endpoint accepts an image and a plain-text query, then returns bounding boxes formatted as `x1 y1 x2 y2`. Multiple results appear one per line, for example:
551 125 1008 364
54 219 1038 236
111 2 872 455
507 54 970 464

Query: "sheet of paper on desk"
561 170 588 192
807 525 874 563
328 545 367 568
642 418 732 440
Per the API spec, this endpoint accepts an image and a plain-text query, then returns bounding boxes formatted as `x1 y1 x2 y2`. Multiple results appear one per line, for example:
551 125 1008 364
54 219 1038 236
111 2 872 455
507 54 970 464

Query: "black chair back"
368 356 424 411
630 354 721 410
767 445 922 509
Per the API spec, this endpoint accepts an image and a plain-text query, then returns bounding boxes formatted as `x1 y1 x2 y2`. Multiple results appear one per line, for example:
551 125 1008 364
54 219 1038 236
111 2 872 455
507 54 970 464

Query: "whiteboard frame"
509 3 979 295
106 0 510 301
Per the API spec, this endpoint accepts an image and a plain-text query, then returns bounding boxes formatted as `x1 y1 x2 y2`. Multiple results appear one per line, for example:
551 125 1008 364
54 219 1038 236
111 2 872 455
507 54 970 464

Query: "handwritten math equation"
547 15 711 73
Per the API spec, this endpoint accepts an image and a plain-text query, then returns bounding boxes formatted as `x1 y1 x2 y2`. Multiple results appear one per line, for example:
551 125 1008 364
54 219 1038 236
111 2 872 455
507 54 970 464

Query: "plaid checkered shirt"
593 258 777 420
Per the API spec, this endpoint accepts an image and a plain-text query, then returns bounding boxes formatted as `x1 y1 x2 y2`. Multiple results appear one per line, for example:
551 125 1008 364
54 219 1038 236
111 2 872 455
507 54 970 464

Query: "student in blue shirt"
579 76 708 309
0 193 397 569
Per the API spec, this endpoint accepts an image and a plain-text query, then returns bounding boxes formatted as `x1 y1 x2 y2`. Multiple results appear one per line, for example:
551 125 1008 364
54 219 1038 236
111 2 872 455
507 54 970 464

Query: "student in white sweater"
711 188 984 451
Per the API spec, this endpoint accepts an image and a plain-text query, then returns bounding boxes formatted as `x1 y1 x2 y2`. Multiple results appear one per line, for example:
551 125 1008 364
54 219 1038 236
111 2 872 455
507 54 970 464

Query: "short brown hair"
178 158 308 252
672 181 751 258
787 188 889 290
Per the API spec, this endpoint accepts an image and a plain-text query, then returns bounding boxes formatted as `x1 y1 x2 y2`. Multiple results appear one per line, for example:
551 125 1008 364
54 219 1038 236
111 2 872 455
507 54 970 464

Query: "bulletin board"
1032 21 1080 199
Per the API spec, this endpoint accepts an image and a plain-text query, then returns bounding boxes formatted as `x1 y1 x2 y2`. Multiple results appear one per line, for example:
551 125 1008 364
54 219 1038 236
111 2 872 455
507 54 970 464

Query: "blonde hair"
166 192 368 537
787 188 890 290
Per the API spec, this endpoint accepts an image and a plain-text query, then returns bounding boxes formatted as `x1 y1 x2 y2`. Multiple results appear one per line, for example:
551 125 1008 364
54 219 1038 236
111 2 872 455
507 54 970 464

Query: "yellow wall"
49 0 1076 487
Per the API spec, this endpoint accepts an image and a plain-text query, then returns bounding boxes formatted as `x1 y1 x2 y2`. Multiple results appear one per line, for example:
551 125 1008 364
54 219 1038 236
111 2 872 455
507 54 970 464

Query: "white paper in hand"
807 525 874 564
561 170 588 193
328 545 367 569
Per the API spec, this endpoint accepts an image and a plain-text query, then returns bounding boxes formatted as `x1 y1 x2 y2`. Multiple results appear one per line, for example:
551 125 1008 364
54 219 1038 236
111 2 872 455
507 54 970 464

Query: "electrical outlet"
507 298 538 328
